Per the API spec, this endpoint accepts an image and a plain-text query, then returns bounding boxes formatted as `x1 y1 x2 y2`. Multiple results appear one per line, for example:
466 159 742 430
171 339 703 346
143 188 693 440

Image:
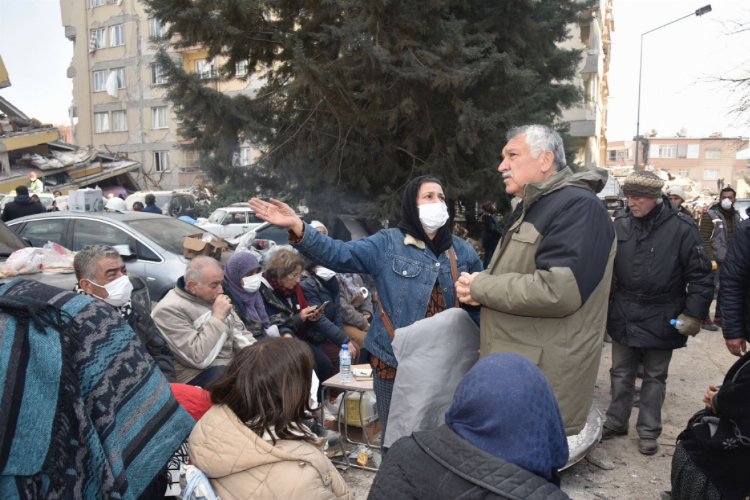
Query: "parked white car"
197 205 264 238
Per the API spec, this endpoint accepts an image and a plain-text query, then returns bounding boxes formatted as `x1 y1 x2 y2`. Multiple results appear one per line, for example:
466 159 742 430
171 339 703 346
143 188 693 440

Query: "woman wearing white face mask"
300 256 359 372
249 175 483 446
223 252 278 339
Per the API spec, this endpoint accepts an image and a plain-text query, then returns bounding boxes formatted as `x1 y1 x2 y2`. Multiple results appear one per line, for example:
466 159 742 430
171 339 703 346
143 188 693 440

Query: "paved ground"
339 317 737 499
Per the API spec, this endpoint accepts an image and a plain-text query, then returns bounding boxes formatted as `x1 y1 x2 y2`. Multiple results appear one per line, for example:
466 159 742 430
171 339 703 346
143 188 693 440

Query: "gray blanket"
384 308 479 448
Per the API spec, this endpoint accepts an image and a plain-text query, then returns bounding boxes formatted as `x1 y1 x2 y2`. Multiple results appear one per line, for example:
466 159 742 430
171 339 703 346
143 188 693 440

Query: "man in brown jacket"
457 124 616 435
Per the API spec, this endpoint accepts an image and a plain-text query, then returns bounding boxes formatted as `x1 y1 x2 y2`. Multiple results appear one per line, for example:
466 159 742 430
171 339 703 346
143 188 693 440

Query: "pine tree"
145 0 586 218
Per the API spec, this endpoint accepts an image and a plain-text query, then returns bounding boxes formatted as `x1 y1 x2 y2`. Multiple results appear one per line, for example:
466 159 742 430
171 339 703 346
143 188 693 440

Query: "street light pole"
634 4 712 169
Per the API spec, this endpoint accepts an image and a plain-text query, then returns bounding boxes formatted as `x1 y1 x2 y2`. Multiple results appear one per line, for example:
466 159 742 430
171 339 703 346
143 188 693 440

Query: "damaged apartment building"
0 55 141 196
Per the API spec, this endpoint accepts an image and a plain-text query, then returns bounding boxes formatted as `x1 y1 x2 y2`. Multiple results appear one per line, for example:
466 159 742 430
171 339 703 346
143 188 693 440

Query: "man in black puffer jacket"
0 185 46 222
719 217 750 357
602 171 714 456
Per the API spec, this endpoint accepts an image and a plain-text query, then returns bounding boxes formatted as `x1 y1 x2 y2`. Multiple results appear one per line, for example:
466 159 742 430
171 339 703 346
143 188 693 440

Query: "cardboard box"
183 232 227 260
68 188 103 212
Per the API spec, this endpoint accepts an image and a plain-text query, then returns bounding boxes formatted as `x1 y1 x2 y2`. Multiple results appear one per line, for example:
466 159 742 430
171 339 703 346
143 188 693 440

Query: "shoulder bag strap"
373 292 396 339
448 246 459 308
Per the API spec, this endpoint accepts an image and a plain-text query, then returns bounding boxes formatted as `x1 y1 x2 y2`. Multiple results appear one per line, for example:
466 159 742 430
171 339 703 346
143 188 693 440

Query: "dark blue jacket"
300 273 349 345
608 200 714 349
143 204 162 214
719 218 750 341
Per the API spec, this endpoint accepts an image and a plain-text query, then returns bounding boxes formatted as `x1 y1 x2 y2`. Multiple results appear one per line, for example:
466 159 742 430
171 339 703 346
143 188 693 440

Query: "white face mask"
242 274 262 293
720 198 733 211
418 202 449 233
315 266 337 281
90 275 133 307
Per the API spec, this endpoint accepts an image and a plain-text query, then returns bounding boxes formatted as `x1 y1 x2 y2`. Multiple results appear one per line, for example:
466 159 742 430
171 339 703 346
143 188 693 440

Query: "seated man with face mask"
74 244 177 381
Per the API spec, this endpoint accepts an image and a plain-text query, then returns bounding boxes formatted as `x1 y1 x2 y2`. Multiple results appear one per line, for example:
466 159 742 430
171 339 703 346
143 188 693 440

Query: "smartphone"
317 300 331 312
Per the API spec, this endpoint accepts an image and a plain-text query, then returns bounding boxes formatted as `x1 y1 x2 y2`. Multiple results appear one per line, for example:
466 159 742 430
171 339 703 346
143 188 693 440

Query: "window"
91 0 105 7
195 59 216 79
686 144 700 159
151 64 167 84
154 151 170 172
91 27 105 50
151 106 168 129
13 219 68 248
658 145 677 159
111 67 125 88
109 24 124 46
72 219 131 250
93 70 108 91
678 169 689 178
704 169 719 181
182 150 199 172
705 148 721 160
150 18 167 38
111 110 128 132
236 60 249 76
94 112 110 133
607 150 630 162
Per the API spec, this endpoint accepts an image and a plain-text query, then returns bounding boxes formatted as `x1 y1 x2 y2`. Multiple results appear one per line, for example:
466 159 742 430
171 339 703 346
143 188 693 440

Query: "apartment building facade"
59 0 258 190
606 136 750 195
559 0 613 168
61 0 613 188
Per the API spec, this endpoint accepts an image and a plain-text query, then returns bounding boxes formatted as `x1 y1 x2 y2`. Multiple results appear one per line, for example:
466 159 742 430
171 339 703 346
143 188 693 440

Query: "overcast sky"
606 0 750 140
1 0 749 140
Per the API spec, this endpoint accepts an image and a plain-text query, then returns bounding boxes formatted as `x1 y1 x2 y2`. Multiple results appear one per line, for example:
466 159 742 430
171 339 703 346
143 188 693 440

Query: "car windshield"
207 209 227 224
125 217 207 254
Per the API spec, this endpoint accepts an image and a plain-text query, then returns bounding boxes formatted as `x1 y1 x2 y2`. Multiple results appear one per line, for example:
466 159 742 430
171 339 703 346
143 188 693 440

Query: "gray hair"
73 244 122 281
507 124 566 171
185 255 222 285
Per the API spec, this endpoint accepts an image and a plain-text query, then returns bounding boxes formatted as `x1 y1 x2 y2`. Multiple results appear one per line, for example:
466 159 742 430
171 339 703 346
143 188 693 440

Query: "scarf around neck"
265 273 308 310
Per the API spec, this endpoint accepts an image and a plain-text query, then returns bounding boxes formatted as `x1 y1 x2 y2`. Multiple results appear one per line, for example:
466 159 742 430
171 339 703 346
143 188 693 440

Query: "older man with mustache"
456 124 616 436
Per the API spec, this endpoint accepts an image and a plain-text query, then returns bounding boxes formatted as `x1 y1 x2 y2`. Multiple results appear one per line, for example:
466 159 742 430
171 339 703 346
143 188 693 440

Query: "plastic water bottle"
670 318 685 332
339 344 352 383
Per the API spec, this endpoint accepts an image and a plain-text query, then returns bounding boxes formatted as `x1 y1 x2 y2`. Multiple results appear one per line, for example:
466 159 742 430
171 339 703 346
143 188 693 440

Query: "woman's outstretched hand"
249 198 304 237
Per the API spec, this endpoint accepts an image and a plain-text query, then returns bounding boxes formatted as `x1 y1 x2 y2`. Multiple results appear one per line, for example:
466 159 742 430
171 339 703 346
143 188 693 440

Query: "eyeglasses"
286 271 302 280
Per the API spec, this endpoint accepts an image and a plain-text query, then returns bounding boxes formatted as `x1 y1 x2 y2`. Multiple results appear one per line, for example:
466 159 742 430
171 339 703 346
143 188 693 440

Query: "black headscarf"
397 175 453 257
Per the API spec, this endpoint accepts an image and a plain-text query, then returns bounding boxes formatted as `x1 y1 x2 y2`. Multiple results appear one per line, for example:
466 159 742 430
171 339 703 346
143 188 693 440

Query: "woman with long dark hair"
188 338 353 499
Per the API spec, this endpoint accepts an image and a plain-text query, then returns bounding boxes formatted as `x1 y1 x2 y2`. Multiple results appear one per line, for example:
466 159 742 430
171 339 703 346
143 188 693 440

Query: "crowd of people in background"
0 123 748 499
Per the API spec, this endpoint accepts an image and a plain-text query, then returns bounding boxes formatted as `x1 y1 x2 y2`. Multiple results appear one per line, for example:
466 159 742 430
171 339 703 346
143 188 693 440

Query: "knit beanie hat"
667 186 686 202
622 171 664 199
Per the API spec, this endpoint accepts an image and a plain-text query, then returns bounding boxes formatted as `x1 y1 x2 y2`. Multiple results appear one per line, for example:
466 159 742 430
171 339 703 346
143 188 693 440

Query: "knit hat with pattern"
622 171 664 199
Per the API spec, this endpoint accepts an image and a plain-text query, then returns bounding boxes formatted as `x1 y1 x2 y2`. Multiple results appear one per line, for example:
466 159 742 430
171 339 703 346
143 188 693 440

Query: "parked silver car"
6 211 213 300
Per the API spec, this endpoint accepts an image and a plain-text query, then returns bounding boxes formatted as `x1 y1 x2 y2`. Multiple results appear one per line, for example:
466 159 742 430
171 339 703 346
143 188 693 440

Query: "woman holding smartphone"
260 249 355 387
301 256 359 373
